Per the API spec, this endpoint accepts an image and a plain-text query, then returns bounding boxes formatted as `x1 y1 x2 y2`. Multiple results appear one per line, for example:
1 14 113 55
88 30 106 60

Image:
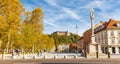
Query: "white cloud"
45 0 57 6
99 9 120 21
62 7 80 20
23 3 36 12
44 20 58 28
78 0 111 11
22 0 120 35
44 14 67 28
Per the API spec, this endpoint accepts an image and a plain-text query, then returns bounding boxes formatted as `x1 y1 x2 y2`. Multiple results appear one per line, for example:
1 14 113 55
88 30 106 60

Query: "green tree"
50 33 80 52
70 33 80 44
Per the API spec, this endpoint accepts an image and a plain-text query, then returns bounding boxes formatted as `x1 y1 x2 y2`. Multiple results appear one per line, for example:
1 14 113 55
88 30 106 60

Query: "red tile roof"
106 19 118 28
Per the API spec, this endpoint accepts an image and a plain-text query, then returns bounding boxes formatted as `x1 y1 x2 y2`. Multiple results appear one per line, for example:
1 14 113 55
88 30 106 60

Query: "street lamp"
96 43 98 58
76 24 78 54
85 43 87 58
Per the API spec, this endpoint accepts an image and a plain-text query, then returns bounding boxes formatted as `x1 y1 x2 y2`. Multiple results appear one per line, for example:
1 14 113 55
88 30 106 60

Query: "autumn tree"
40 34 54 52
30 8 44 53
0 16 7 49
0 0 23 53
30 8 43 42
21 7 44 53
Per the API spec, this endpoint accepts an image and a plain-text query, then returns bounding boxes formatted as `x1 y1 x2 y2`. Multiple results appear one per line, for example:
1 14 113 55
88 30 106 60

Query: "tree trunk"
0 39 1 49
6 33 11 53
32 45 34 54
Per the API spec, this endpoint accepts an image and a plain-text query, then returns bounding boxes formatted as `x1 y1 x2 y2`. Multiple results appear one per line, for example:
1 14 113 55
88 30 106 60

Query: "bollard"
2 50 5 59
96 52 98 58
64 55 67 59
33 55 35 59
13 56 16 59
44 55 47 59
85 52 87 58
54 55 57 59
74 55 77 59
23 55 25 59
108 52 110 58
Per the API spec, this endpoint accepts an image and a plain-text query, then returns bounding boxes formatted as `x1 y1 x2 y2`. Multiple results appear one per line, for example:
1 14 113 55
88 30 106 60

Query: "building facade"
52 31 70 36
78 37 84 50
79 19 120 54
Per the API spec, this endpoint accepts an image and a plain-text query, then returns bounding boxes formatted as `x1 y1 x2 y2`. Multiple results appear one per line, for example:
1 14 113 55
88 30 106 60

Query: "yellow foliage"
0 16 7 30
0 0 24 51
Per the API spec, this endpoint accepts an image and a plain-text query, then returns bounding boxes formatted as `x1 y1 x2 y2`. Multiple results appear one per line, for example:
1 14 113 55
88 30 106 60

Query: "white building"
95 19 120 54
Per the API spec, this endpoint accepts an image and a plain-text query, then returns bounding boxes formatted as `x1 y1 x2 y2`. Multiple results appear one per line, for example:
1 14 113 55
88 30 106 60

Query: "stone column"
88 8 103 57
88 8 97 55
90 8 96 44
103 47 106 53
115 47 119 54
108 47 112 54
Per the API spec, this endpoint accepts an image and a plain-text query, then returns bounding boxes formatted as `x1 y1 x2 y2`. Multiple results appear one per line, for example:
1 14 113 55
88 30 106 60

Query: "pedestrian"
37 50 39 55
12 50 14 56
81 50 84 56
40 50 42 56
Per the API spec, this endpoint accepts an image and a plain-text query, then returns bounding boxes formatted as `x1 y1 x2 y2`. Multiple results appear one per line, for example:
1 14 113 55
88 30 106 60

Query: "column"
103 47 106 53
115 47 119 54
109 47 112 54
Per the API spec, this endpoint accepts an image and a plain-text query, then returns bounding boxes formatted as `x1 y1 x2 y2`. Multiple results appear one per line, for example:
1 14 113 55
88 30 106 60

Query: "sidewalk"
0 53 120 59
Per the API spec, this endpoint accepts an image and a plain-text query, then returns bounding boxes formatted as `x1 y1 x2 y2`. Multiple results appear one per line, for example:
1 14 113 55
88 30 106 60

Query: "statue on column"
87 8 103 58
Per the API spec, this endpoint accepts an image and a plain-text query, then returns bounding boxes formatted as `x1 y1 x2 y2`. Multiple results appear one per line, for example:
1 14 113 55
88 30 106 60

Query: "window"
119 47 120 53
102 25 104 29
118 39 120 44
117 31 120 36
111 31 114 36
117 22 120 27
111 38 115 44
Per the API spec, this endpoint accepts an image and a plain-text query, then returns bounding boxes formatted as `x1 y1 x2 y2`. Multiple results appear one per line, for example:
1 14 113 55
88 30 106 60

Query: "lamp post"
108 46 111 58
76 24 78 54
96 43 98 58
85 43 87 58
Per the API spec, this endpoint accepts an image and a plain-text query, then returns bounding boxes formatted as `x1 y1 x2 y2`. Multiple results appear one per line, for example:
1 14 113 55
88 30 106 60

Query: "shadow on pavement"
39 63 83 64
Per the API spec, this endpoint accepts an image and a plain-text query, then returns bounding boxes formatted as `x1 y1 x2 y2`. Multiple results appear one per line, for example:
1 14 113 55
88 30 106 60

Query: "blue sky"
20 0 120 35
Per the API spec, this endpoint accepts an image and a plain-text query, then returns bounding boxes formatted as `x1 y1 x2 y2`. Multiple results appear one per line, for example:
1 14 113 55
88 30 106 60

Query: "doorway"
112 47 115 54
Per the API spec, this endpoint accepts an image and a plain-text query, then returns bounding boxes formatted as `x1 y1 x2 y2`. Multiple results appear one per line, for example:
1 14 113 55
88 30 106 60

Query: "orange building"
83 29 91 52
